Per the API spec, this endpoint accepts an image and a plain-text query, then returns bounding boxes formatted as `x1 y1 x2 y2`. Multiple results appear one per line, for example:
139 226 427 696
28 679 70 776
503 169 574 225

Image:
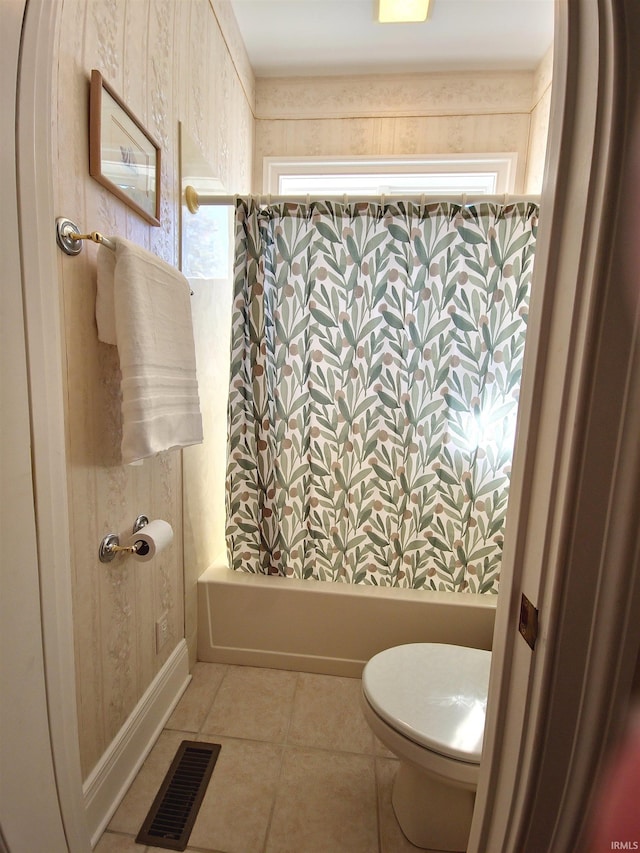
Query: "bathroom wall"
51 0 549 779
526 45 553 193
52 0 253 781
253 62 551 194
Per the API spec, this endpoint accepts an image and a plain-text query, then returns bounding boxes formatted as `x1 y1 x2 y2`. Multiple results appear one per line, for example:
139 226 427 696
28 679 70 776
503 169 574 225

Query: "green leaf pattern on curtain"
226 200 537 592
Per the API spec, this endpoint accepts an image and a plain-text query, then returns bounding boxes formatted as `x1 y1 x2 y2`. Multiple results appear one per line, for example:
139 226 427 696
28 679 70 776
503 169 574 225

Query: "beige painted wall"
182 219 235 669
526 46 553 193
52 0 253 781
253 65 551 194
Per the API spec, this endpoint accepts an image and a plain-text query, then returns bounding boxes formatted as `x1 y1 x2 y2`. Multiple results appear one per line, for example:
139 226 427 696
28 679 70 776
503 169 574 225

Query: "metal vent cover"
136 740 221 851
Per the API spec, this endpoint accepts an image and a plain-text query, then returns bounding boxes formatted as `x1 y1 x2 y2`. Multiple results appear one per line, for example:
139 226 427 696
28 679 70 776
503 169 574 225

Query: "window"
263 154 518 196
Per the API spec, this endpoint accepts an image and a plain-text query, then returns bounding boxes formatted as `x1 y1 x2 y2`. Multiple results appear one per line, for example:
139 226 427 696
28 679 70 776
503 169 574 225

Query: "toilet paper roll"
130 519 173 562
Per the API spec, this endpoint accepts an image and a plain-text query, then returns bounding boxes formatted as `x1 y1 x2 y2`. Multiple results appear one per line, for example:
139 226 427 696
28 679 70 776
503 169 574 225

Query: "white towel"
96 238 203 464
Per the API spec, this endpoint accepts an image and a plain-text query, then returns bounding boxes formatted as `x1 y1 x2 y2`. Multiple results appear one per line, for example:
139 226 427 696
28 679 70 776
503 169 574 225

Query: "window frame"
263 154 518 196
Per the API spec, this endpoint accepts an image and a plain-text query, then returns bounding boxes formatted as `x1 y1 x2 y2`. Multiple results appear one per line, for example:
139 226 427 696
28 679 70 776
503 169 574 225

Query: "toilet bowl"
361 642 491 851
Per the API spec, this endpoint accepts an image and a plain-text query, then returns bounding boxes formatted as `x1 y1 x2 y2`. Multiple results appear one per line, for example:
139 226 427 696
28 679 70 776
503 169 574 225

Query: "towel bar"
55 216 193 294
56 217 116 255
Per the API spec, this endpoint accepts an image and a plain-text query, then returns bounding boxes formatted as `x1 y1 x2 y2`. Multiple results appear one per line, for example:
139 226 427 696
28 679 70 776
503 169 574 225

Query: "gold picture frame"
89 70 161 226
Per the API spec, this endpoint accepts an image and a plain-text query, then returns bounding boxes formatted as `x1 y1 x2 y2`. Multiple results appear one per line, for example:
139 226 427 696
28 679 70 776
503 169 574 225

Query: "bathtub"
197 562 497 676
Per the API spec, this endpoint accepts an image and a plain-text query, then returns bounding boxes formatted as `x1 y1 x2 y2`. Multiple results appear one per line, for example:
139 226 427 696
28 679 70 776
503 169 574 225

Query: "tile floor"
96 662 428 853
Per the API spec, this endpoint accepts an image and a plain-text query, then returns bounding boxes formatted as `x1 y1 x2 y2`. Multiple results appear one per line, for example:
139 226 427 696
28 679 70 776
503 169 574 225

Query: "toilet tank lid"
362 643 492 764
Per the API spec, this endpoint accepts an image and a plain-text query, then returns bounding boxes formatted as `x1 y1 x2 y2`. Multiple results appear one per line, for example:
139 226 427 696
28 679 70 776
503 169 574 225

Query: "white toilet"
361 642 491 852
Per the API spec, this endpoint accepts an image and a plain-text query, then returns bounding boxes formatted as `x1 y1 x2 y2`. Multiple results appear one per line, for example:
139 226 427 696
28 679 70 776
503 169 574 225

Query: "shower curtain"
226 198 537 592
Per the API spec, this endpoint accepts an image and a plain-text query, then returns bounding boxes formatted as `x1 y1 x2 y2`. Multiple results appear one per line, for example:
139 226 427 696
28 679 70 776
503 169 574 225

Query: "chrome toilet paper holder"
99 515 149 563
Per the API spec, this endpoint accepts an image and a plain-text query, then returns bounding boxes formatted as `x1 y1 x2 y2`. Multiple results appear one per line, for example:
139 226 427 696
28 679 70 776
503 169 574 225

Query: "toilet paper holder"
99 515 149 563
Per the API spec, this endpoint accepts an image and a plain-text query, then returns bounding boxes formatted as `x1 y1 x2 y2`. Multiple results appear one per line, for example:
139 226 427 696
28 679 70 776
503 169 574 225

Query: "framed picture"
89 69 161 226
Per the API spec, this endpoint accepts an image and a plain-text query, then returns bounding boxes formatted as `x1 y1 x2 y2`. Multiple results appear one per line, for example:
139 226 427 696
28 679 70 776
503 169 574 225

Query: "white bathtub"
197 563 497 676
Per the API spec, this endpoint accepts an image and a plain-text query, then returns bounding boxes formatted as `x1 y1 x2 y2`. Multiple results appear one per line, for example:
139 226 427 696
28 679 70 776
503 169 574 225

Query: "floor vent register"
136 740 221 851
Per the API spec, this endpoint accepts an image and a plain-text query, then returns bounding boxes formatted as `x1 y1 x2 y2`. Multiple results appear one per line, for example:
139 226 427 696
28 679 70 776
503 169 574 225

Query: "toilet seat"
362 643 491 764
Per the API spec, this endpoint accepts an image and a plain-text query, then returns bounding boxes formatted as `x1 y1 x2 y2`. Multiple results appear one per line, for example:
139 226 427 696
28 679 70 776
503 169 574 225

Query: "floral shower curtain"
226 198 537 592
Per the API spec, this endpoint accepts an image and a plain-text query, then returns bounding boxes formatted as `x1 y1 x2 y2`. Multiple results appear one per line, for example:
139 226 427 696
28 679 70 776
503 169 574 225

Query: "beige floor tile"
266 746 378 853
165 662 228 733
374 734 396 759
201 665 298 742
108 730 188 835
188 734 283 853
287 672 375 754
376 757 429 853
93 831 145 852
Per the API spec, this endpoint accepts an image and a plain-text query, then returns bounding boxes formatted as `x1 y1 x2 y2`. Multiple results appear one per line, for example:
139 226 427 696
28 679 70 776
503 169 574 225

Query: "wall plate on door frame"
519 593 539 650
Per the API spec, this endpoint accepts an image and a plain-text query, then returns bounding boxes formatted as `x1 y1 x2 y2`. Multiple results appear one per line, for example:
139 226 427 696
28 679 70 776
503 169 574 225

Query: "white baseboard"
83 639 191 847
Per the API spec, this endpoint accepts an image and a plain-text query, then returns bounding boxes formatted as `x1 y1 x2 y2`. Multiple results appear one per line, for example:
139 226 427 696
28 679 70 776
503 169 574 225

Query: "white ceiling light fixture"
378 0 431 24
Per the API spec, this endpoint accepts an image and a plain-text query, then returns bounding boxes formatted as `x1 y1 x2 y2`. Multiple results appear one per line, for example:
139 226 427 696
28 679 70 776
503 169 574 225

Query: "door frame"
470 1 640 850
14 0 90 849
1 0 71 849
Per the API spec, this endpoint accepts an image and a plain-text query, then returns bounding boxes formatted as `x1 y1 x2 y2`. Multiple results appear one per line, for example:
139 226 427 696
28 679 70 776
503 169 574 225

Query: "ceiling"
229 0 555 78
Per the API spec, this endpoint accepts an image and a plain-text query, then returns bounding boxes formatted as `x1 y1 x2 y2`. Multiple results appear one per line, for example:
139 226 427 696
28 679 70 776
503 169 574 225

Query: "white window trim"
263 154 518 196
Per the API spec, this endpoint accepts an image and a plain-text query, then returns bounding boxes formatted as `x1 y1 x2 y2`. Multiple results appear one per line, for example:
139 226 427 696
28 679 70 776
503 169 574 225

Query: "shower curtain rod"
184 185 541 214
